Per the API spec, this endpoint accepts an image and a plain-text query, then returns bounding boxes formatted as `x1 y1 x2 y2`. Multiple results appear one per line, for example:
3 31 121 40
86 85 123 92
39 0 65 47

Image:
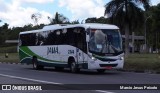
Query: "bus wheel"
97 69 106 73
70 62 79 73
32 57 43 70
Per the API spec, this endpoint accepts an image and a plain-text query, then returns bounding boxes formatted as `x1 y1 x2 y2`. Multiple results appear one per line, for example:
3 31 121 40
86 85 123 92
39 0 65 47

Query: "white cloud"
0 0 8 12
58 0 105 21
17 0 54 4
151 0 160 5
0 0 52 27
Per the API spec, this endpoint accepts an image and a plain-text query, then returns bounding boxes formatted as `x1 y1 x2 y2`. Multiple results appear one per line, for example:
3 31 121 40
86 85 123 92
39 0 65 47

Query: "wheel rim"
33 62 37 68
33 58 37 69
71 62 76 72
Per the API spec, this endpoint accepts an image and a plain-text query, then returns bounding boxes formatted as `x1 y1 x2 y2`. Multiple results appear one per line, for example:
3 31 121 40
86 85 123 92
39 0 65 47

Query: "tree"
0 23 9 45
146 4 160 52
85 17 109 24
48 12 69 24
70 20 79 24
104 0 150 57
85 17 97 23
31 13 42 26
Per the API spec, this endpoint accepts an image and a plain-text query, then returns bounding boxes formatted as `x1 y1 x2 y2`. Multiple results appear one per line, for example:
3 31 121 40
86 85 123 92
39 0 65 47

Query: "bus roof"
20 23 119 34
43 23 119 30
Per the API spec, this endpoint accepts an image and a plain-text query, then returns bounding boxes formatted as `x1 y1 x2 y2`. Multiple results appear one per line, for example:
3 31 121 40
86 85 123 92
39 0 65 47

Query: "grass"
124 53 160 73
0 46 19 63
0 53 19 63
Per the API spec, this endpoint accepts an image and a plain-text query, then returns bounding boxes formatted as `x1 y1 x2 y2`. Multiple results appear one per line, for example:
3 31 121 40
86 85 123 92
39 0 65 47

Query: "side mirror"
86 35 89 42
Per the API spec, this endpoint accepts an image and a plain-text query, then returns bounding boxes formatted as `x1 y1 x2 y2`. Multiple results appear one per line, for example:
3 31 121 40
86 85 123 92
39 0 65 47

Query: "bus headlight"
92 57 97 61
120 56 124 60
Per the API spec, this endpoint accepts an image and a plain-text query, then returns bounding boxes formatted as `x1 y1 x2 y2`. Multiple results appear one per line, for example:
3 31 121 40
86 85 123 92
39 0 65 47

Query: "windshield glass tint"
89 29 122 54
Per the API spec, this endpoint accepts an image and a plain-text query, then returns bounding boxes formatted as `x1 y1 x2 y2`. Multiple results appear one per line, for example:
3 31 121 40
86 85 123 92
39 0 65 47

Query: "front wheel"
70 62 80 73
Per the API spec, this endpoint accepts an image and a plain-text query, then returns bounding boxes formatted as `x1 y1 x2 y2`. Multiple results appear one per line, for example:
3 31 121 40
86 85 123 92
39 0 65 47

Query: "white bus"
18 23 124 73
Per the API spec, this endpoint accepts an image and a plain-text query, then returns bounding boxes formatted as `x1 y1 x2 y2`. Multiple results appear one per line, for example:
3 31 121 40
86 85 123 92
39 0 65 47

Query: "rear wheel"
97 69 106 73
32 57 44 70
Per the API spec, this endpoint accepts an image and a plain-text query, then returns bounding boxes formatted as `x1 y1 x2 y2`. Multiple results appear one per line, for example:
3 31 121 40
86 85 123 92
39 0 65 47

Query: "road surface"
0 63 160 93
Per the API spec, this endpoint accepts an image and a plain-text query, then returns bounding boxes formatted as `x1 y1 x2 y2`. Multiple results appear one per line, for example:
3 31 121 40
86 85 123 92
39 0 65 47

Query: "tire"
70 62 80 73
32 57 44 70
97 69 106 73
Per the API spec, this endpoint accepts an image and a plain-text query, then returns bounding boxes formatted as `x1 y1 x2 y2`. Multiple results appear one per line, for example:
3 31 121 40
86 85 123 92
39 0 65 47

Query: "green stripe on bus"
19 48 31 60
19 46 65 63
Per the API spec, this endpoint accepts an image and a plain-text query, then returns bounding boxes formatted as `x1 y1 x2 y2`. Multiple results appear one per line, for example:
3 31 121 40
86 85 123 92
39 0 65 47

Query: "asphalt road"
0 63 160 93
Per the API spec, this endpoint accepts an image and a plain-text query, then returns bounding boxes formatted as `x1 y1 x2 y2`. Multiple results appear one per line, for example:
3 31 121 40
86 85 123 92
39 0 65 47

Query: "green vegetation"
0 46 19 63
124 53 160 73
0 53 19 63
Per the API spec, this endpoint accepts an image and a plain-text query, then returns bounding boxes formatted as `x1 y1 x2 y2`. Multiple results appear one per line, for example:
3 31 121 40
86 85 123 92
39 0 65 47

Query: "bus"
18 23 124 73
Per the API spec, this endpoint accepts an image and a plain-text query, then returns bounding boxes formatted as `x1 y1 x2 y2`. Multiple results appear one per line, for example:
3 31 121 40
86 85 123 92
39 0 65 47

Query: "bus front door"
76 48 84 66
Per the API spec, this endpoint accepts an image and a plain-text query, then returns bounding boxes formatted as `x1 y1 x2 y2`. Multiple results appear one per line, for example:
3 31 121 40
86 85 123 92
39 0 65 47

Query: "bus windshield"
89 29 122 55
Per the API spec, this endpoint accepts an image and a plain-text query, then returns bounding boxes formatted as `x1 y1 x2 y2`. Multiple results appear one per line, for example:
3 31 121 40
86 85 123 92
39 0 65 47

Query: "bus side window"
20 34 30 46
76 27 87 53
67 27 87 53
36 32 46 46
30 33 36 46
45 31 56 45
66 28 75 46
20 34 25 46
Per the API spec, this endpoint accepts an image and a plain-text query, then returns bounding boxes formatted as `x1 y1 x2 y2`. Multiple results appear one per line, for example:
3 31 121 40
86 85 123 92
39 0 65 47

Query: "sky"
0 0 160 27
